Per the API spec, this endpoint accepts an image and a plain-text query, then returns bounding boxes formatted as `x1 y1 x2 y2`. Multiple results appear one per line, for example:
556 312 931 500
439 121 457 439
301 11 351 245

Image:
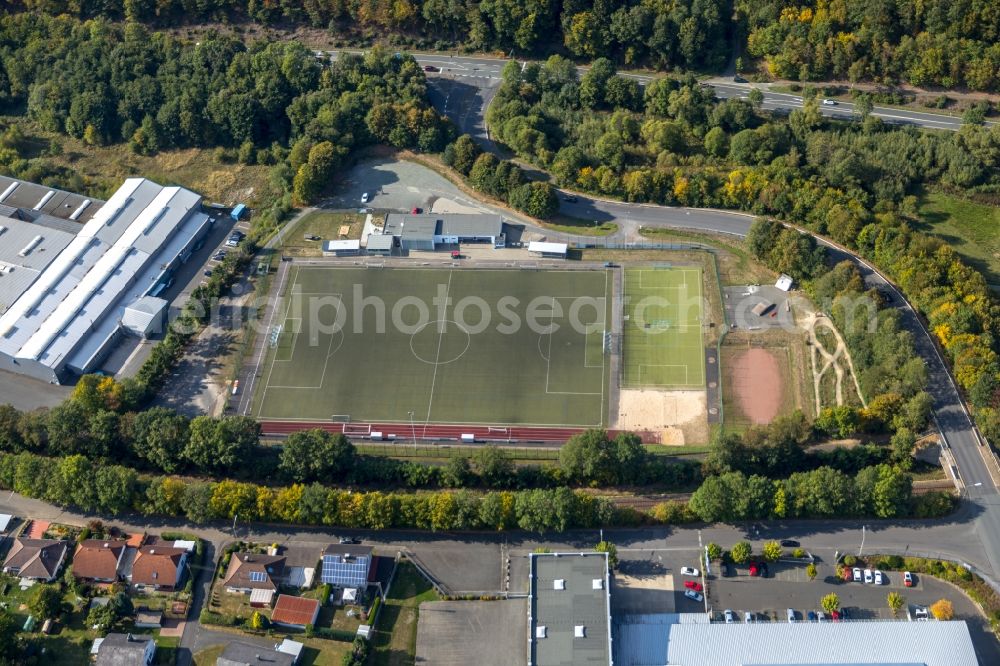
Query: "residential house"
269 595 320 630
216 641 295 666
93 632 156 666
130 545 188 591
72 539 127 583
320 544 373 588
1 538 67 581
222 552 286 594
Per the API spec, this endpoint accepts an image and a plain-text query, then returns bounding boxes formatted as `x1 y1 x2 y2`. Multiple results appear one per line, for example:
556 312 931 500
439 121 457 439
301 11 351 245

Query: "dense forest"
6 0 1000 90
739 0 1000 90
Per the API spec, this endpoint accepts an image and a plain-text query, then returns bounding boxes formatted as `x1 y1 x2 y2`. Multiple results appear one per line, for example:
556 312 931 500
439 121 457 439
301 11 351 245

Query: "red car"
683 581 703 592
831 609 841 622
749 563 760 577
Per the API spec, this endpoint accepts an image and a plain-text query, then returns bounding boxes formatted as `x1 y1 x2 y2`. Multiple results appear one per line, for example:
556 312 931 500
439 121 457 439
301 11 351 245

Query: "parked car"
423 65 440 72
807 611 817 622
202 270 213 277
723 609 735 624
903 571 914 587
831 609 841 622
839 608 850 621
411 207 423 214
683 581 703 592
874 570 884 585
817 611 826 622
744 611 753 623
562 195 578 203
680 567 700 577
684 590 703 603
822 98 837 105
339 536 361 545
212 250 227 261
759 562 769 577
914 606 929 621
863 569 874 584
361 192 371 204
304 234 321 241
852 567 862 582
749 563 760 577
780 539 800 548
787 609 796 623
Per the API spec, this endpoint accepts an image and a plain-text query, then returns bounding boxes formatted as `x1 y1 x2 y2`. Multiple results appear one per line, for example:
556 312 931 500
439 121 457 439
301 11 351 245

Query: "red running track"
261 420 660 443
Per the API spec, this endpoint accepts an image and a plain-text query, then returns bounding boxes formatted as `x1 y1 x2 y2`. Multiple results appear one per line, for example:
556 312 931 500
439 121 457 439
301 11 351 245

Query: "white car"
723 609 735 624
787 608 796 623
822 98 837 105
684 589 703 602
863 568 873 584
680 567 700 577
817 611 826 622
361 192 371 204
744 611 753 623
874 570 884 585
852 567 862 582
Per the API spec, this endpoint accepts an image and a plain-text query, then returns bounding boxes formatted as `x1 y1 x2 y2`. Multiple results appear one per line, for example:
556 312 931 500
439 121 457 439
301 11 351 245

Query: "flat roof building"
528 241 568 258
365 233 394 255
529 552 612 666
0 177 213 383
322 239 361 257
382 213 503 251
613 613 979 666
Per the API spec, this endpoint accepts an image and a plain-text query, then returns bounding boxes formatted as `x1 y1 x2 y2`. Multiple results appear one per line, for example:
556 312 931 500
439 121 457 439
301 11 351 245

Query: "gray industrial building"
529 552 612 666
380 213 503 251
0 176 213 383
614 613 978 665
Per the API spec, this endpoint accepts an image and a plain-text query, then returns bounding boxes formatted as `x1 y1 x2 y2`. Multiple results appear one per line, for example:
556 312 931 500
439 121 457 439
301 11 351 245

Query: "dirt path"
801 312 867 413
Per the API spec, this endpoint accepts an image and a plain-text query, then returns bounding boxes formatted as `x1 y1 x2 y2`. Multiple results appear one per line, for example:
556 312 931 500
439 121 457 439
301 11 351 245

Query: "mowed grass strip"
255 267 611 426
622 268 705 388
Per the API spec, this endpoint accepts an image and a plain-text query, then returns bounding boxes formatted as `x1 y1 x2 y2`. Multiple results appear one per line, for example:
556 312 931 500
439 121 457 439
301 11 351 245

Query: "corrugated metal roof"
0 175 104 224
615 618 978 666
365 234 394 250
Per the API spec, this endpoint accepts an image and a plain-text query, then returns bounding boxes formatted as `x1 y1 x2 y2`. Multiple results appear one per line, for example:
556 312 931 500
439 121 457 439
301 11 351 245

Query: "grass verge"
916 191 1000 287
370 561 439 666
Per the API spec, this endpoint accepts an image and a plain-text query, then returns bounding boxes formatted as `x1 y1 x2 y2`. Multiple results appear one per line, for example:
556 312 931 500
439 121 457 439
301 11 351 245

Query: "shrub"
843 555 857 567
761 541 782 562
730 541 752 564
706 543 722 561
930 598 954 620
792 547 806 558
806 563 817 580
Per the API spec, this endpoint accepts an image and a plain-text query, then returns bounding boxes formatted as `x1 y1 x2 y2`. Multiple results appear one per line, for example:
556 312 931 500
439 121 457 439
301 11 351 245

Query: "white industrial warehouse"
0 176 213 383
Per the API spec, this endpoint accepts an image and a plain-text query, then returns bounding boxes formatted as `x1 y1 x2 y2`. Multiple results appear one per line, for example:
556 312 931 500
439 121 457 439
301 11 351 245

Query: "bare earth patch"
617 389 707 444
729 348 782 424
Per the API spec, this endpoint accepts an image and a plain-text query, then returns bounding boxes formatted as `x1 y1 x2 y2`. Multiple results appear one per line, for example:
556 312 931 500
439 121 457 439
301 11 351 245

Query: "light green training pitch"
622 268 706 389
253 267 611 426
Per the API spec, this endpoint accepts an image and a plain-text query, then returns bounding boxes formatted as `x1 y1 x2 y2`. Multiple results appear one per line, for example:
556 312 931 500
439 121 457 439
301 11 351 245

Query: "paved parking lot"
708 561 1000 664
723 285 795 330
415 599 526 666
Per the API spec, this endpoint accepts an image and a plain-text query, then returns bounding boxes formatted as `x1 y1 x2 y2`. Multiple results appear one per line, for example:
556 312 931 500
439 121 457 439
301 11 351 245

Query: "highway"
391 52 993 133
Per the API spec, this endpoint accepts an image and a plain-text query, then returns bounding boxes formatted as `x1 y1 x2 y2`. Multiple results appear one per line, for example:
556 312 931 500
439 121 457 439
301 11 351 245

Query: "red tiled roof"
131 546 186 587
125 532 145 548
270 595 320 627
72 539 125 580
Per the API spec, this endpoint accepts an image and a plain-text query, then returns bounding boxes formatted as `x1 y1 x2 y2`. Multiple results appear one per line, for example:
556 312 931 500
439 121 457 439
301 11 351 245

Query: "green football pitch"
253 267 612 426
622 268 705 388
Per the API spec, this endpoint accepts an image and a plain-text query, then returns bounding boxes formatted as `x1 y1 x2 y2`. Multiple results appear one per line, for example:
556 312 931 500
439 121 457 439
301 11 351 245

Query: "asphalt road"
378 51 993 132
